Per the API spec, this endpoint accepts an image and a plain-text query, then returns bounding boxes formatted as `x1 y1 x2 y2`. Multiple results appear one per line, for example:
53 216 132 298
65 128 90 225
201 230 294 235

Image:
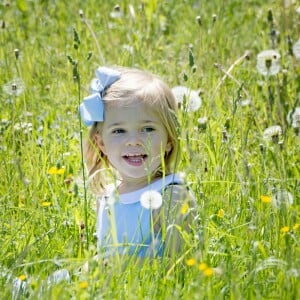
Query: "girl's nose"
125 134 142 146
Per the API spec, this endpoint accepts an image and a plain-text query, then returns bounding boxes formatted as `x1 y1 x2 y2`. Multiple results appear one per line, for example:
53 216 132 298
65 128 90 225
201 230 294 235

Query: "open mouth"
123 154 147 166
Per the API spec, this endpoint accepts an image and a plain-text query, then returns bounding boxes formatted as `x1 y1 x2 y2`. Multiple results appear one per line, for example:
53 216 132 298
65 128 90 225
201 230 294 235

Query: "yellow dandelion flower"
48 167 65 175
186 258 197 266
18 274 26 281
293 223 300 231
280 226 290 233
79 281 88 289
203 267 214 277
180 202 189 215
41 201 52 207
217 209 225 218
198 263 208 271
261 195 272 203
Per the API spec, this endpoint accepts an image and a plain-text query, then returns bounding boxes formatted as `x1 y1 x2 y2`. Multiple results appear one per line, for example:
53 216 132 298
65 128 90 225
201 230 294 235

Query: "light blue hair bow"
79 67 121 126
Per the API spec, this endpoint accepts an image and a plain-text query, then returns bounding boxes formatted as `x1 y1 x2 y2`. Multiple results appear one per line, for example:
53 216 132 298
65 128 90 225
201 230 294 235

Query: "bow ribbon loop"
79 67 121 126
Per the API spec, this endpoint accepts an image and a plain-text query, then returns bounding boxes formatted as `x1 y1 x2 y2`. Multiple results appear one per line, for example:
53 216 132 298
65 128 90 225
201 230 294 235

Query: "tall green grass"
0 0 299 299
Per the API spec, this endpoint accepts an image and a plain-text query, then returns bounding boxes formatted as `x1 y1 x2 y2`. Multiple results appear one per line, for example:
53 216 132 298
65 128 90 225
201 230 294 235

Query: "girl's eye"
112 129 125 134
142 127 155 133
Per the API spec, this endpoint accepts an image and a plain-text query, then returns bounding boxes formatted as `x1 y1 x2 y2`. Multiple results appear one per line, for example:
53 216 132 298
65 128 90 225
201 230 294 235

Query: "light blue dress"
96 174 182 257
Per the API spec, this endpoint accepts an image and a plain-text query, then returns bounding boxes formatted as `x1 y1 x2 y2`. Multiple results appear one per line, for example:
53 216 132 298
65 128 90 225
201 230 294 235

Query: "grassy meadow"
0 0 300 299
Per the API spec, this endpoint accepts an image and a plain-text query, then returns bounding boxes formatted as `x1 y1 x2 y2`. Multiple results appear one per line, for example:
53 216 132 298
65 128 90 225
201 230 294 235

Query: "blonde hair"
83 67 179 192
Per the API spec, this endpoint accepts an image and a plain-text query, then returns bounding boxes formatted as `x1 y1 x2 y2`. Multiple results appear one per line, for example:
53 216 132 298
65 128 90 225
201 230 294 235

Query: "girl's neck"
117 175 162 194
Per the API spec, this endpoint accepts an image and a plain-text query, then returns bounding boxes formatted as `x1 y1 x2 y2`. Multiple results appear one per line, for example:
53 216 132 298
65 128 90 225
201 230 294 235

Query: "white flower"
110 5 123 18
272 190 293 208
13 122 33 134
292 39 300 59
140 190 162 210
256 50 281 76
3 77 25 96
263 125 283 143
287 107 300 129
296 6 300 14
172 86 202 112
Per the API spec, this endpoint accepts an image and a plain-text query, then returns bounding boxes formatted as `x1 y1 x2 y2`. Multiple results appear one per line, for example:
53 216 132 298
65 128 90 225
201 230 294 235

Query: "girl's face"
96 101 172 190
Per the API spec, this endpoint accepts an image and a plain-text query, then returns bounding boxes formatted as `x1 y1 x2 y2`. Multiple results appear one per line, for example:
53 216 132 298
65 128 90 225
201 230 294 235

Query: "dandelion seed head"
172 86 202 112
287 107 300 129
140 190 162 209
263 125 283 143
292 39 300 59
272 190 293 208
256 50 281 76
110 5 123 18
3 78 25 96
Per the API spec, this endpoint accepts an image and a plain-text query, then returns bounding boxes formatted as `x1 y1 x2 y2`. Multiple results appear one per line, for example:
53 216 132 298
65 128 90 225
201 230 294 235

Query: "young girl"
79 66 195 259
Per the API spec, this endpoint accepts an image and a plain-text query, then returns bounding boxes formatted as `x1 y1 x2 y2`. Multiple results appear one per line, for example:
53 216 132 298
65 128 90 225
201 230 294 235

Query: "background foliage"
0 0 299 299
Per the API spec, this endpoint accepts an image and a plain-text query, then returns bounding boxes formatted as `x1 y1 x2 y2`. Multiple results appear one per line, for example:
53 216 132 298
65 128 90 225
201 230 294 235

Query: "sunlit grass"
0 0 299 299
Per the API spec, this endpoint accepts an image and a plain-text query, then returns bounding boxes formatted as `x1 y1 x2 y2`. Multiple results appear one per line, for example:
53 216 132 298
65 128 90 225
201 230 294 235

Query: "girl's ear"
94 133 107 155
165 141 172 154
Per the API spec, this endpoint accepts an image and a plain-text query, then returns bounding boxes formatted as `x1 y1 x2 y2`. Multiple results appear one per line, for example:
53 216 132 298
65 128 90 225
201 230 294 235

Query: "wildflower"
140 190 162 209
280 226 290 233
110 5 123 18
41 201 52 207
172 86 202 112
272 190 293 208
261 195 272 203
217 209 225 218
198 263 208 271
3 77 25 96
287 107 300 129
197 116 208 130
203 267 214 276
297 6 300 14
263 125 283 143
48 167 65 175
238 99 252 107
292 39 300 59
186 258 197 266
293 223 300 231
180 202 189 214
18 275 26 281
256 50 281 76
79 281 88 289
13 122 32 134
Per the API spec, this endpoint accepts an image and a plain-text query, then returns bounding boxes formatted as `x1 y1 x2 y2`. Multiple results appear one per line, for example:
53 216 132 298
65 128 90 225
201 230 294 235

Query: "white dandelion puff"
110 5 123 18
263 125 283 143
3 77 25 96
256 50 281 76
293 39 300 59
172 86 202 112
140 190 162 210
272 190 293 209
287 107 300 129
